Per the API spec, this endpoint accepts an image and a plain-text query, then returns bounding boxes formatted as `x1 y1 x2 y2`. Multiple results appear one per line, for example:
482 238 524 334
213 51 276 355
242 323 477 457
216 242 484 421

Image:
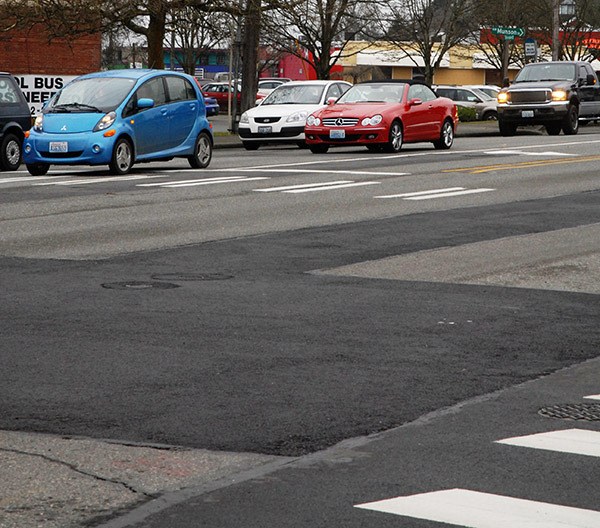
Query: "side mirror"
408 98 422 106
586 73 596 85
326 97 337 105
137 98 155 109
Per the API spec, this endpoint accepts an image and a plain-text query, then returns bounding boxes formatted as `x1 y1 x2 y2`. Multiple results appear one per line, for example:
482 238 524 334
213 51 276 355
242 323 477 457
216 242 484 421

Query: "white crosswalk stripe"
376 187 495 200
137 176 269 188
496 428 600 457
355 488 600 528
355 392 600 526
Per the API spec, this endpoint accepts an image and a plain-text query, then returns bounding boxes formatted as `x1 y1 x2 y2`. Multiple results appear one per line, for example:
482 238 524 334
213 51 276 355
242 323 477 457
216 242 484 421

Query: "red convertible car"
304 80 458 154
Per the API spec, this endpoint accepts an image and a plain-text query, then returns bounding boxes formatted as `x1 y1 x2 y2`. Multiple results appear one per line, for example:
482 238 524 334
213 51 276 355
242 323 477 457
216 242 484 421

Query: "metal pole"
552 0 560 61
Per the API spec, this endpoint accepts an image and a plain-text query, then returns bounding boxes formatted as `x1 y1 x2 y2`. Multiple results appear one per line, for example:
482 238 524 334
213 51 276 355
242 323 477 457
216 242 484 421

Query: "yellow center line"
442 155 600 174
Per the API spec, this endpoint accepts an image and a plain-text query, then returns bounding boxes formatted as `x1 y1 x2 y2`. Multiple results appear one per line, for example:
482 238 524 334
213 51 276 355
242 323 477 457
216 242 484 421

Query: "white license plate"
521 110 534 118
257 126 272 134
49 141 68 153
329 129 345 139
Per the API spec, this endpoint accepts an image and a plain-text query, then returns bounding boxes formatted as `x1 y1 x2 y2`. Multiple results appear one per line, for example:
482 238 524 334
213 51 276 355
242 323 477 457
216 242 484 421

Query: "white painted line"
137 175 250 187
584 395 600 400
376 187 465 199
159 177 269 188
237 169 408 176
254 180 353 192
405 188 495 200
484 150 575 157
33 175 166 186
0 175 67 184
283 181 380 193
355 488 600 527
496 428 600 458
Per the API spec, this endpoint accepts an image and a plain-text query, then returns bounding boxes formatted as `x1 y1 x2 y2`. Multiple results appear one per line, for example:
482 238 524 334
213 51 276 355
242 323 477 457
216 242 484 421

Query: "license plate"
521 110 534 118
49 141 68 152
329 129 345 139
257 126 272 134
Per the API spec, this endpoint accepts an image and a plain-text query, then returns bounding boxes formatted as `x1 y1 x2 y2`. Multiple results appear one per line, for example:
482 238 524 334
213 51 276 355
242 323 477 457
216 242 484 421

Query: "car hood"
509 80 573 91
42 112 104 134
315 102 391 118
248 103 324 118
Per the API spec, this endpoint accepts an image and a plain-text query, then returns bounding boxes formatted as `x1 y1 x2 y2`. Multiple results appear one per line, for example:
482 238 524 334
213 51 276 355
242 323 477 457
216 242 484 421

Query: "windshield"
471 87 494 101
337 83 404 103
262 84 325 105
47 77 136 113
514 63 576 83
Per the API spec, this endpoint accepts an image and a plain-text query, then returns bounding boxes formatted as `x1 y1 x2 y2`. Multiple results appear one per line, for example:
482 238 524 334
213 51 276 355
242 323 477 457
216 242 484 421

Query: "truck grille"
510 89 551 104
322 117 359 127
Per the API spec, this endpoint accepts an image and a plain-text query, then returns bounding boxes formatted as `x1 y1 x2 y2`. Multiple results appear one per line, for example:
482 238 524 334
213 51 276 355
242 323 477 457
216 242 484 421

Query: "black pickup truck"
497 61 600 136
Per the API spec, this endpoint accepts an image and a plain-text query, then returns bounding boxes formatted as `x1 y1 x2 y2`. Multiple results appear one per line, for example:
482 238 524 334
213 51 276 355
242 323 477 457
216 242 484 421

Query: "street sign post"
524 37 538 58
491 26 525 41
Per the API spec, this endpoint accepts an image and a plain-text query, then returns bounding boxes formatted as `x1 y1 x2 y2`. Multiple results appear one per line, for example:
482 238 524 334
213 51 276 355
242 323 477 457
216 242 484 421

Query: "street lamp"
552 0 576 60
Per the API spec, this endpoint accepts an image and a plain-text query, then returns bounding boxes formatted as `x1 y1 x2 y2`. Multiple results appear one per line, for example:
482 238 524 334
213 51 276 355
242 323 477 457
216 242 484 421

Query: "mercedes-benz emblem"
335 118 344 126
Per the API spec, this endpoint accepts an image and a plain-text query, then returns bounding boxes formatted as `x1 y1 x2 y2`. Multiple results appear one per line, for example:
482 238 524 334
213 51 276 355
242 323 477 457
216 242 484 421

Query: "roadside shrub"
457 105 477 122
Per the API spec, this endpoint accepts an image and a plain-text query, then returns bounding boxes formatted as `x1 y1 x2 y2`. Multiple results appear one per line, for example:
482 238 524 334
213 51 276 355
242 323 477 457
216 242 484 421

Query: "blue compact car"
23 69 213 175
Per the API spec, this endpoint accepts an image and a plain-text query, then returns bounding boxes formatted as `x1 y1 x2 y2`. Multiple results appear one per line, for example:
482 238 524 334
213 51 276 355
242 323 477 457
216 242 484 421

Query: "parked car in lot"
466 84 501 99
238 80 351 150
497 61 600 136
201 81 241 109
434 85 498 120
304 80 458 154
0 72 32 171
204 96 220 116
23 69 213 175
255 78 292 104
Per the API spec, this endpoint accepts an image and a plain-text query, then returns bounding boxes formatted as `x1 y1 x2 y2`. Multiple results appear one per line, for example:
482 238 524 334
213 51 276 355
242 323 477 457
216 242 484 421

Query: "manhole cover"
151 273 233 281
538 403 600 421
101 281 180 290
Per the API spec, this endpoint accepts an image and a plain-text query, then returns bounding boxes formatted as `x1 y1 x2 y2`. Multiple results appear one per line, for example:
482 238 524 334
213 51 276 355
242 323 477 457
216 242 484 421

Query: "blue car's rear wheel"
188 131 212 169
109 138 133 175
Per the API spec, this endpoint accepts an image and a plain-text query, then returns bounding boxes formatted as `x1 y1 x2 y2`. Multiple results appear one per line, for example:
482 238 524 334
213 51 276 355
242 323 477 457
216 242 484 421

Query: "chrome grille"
322 117 359 127
510 89 551 104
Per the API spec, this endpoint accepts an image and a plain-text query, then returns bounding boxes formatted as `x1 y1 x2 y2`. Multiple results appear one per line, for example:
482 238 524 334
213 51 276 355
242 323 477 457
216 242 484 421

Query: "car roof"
75 69 189 82
284 80 349 86
357 79 428 85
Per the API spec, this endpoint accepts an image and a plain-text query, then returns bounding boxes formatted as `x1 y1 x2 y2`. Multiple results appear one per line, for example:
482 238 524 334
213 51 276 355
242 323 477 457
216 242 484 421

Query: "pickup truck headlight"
497 92 509 104
551 89 568 101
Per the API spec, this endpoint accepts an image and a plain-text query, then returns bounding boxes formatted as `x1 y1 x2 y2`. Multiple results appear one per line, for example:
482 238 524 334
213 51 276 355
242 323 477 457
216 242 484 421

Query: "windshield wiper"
52 102 103 113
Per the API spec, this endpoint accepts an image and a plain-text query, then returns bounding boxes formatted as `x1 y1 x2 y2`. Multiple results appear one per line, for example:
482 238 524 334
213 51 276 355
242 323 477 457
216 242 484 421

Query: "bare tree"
167 7 230 75
373 0 475 84
262 0 376 80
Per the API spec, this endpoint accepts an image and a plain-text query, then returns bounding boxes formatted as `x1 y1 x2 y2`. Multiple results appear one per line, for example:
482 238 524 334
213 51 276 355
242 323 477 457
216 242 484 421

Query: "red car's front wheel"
383 121 403 153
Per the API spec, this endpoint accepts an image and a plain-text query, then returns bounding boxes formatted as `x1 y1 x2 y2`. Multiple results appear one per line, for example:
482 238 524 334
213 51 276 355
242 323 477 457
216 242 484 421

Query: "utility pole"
552 0 560 60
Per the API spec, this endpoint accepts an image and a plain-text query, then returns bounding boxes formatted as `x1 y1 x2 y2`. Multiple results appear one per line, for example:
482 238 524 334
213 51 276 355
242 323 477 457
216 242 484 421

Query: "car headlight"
34 115 44 131
361 114 383 126
497 92 509 104
306 115 321 126
93 112 116 132
286 111 308 123
240 112 249 124
551 89 568 101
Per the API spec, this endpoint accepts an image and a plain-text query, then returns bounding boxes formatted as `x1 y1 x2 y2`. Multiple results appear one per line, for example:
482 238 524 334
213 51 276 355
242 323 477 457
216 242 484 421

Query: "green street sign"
491 26 525 39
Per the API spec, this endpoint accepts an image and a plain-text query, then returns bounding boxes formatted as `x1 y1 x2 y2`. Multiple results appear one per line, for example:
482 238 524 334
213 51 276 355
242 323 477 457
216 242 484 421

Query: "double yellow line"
443 155 600 174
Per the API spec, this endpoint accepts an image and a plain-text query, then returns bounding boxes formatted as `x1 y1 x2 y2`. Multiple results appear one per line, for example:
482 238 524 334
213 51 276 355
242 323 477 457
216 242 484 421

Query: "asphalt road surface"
1 125 599 527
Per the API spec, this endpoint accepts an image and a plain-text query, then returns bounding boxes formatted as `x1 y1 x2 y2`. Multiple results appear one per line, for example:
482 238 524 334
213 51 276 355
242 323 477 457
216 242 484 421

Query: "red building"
0 25 101 75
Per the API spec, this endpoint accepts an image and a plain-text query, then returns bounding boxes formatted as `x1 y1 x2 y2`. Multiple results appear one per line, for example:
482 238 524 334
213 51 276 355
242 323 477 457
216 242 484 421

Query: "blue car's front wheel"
109 138 133 175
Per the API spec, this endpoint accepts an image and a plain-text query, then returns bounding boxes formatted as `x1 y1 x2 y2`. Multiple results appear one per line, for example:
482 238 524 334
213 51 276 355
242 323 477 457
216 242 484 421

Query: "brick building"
0 25 101 75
